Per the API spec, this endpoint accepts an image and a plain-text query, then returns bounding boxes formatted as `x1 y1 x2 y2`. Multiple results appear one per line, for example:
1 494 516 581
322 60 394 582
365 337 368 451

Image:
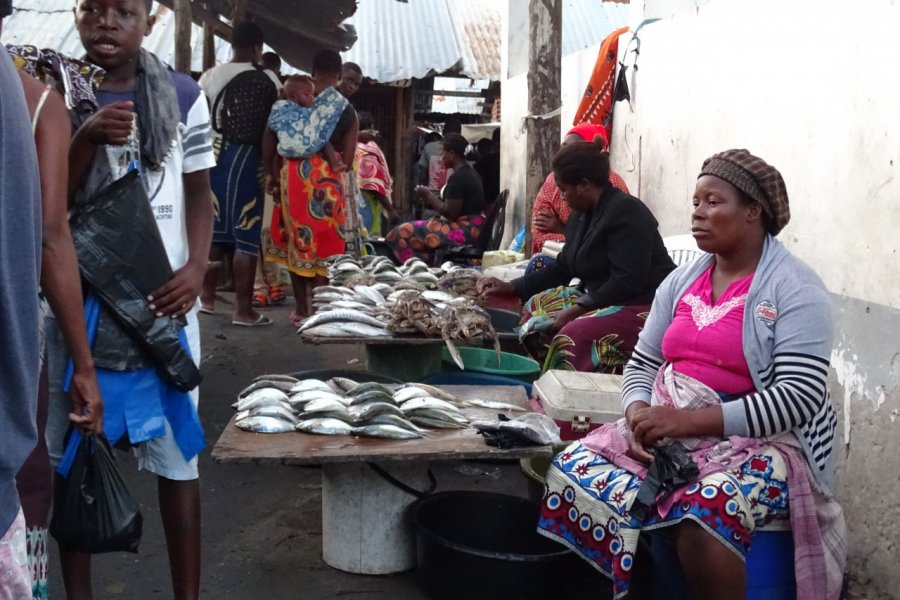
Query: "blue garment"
267 87 349 158
58 295 204 477
0 50 43 534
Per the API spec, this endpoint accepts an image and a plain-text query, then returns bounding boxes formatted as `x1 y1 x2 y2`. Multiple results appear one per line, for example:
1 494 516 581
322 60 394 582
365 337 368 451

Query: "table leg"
321 461 430 574
365 343 443 382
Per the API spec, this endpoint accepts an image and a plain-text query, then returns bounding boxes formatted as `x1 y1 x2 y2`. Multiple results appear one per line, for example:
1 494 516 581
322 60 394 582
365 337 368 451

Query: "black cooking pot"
410 491 609 600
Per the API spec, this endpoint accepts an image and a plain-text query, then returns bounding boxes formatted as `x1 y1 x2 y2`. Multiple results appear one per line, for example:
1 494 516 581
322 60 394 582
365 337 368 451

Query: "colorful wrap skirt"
539 441 790 599
521 286 650 373
385 214 485 265
267 155 347 277
537 366 841 600
210 140 264 255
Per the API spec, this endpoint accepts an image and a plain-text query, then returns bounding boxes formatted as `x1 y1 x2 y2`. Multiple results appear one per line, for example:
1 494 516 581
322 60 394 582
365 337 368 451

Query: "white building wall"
501 0 900 593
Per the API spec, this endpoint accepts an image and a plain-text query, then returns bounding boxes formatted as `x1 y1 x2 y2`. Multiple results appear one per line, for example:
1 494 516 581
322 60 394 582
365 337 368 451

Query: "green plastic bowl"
440 346 540 380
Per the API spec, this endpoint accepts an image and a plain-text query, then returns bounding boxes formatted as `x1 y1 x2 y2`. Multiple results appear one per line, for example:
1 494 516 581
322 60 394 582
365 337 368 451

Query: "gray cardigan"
622 236 838 494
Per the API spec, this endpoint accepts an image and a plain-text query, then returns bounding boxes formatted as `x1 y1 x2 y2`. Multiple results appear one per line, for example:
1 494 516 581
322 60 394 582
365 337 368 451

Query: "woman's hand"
625 401 654 463
630 406 692 447
416 186 439 209
533 212 565 234
476 276 514 297
551 303 589 333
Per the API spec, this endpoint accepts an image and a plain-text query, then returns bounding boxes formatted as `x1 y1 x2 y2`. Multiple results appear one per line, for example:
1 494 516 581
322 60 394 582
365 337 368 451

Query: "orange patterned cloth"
572 26 630 142
531 171 630 255
267 155 346 277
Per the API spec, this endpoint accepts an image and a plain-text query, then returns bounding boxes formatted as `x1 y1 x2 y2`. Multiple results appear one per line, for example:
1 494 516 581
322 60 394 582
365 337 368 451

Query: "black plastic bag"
50 433 143 554
629 442 700 521
68 170 201 391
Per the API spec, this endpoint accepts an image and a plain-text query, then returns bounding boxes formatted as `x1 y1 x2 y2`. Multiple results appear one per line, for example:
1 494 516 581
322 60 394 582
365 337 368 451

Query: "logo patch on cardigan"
755 301 777 326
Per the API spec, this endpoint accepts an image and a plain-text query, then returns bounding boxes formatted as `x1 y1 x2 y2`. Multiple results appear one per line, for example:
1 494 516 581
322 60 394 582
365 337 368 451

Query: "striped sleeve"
722 351 830 437
182 94 215 173
622 347 663 412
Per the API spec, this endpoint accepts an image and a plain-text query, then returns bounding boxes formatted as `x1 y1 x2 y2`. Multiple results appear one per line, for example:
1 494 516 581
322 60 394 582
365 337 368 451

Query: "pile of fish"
232 375 525 438
326 254 471 294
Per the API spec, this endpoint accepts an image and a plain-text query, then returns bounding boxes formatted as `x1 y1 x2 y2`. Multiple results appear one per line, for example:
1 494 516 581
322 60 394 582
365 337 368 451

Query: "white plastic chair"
663 234 703 266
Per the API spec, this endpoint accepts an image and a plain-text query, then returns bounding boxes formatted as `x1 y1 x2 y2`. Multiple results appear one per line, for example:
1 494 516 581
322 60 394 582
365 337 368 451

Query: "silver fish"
239 379 295 398
328 377 360 393
234 388 291 412
400 397 465 415
358 413 428 433
406 407 469 424
351 424 423 440
296 418 354 435
289 379 335 394
347 381 395 397
408 413 469 430
399 383 460 403
303 397 350 414
460 398 527 412
251 374 300 384
421 290 455 303
338 323 390 337
393 387 432 403
329 300 375 312
346 390 397 406
235 406 300 425
303 409 355 423
235 416 296 433
353 285 386 306
350 401 405 422
298 309 385 332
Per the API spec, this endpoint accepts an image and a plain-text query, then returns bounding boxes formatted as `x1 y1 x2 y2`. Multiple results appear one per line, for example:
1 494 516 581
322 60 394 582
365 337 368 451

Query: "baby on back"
268 75 343 172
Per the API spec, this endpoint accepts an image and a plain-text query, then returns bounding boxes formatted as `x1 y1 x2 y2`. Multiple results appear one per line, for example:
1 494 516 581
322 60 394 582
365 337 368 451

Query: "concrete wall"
608 0 900 594
500 0 900 592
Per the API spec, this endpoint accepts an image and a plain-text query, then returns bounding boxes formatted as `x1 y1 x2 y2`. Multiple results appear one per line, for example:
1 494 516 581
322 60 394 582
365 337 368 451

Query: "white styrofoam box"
533 370 623 432
483 259 529 282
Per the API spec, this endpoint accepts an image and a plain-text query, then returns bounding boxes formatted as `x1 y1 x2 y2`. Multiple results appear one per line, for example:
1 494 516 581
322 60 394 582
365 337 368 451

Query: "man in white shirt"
198 22 281 326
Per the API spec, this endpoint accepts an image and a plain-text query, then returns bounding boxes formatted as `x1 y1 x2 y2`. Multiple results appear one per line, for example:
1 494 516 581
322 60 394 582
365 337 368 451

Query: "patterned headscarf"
699 149 790 235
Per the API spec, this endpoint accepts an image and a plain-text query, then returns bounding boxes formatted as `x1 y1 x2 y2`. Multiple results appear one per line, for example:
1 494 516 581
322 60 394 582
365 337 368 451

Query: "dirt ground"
45 294 889 599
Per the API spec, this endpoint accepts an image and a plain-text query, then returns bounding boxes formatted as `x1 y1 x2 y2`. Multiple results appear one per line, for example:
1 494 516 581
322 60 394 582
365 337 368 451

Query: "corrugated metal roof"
445 0 503 80
563 0 631 56
341 0 464 83
1 2 232 72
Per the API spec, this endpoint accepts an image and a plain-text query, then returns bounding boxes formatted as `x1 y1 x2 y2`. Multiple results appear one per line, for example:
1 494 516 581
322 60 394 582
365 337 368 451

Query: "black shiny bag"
49 433 143 554
68 170 201 391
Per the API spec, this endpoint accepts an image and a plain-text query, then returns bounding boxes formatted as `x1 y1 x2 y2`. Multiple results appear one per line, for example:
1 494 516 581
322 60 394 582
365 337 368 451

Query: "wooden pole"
174 0 192 74
202 5 216 72
524 0 561 257
231 0 248 24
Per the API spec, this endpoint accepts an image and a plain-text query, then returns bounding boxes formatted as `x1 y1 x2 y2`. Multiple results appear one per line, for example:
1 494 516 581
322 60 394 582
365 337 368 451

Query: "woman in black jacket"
478 141 675 372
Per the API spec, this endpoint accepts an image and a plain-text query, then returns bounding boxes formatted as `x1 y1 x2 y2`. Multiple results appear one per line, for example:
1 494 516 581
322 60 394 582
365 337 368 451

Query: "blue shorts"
44 316 200 481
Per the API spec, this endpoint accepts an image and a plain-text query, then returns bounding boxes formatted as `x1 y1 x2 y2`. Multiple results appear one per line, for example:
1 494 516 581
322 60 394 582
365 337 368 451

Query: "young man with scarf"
45 0 215 598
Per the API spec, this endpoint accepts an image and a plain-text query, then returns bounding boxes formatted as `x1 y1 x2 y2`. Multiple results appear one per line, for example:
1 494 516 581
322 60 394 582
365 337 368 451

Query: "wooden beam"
174 0 193 74
524 0 562 258
203 21 216 71
230 0 248 24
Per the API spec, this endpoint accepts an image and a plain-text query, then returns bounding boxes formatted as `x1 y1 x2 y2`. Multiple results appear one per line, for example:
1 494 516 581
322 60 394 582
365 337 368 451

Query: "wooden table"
212 386 551 575
298 333 453 381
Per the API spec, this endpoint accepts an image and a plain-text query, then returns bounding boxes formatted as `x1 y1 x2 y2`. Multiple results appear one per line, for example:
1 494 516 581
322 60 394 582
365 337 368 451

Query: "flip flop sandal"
232 314 273 327
268 286 287 306
199 305 215 315
251 290 268 308
288 312 305 328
